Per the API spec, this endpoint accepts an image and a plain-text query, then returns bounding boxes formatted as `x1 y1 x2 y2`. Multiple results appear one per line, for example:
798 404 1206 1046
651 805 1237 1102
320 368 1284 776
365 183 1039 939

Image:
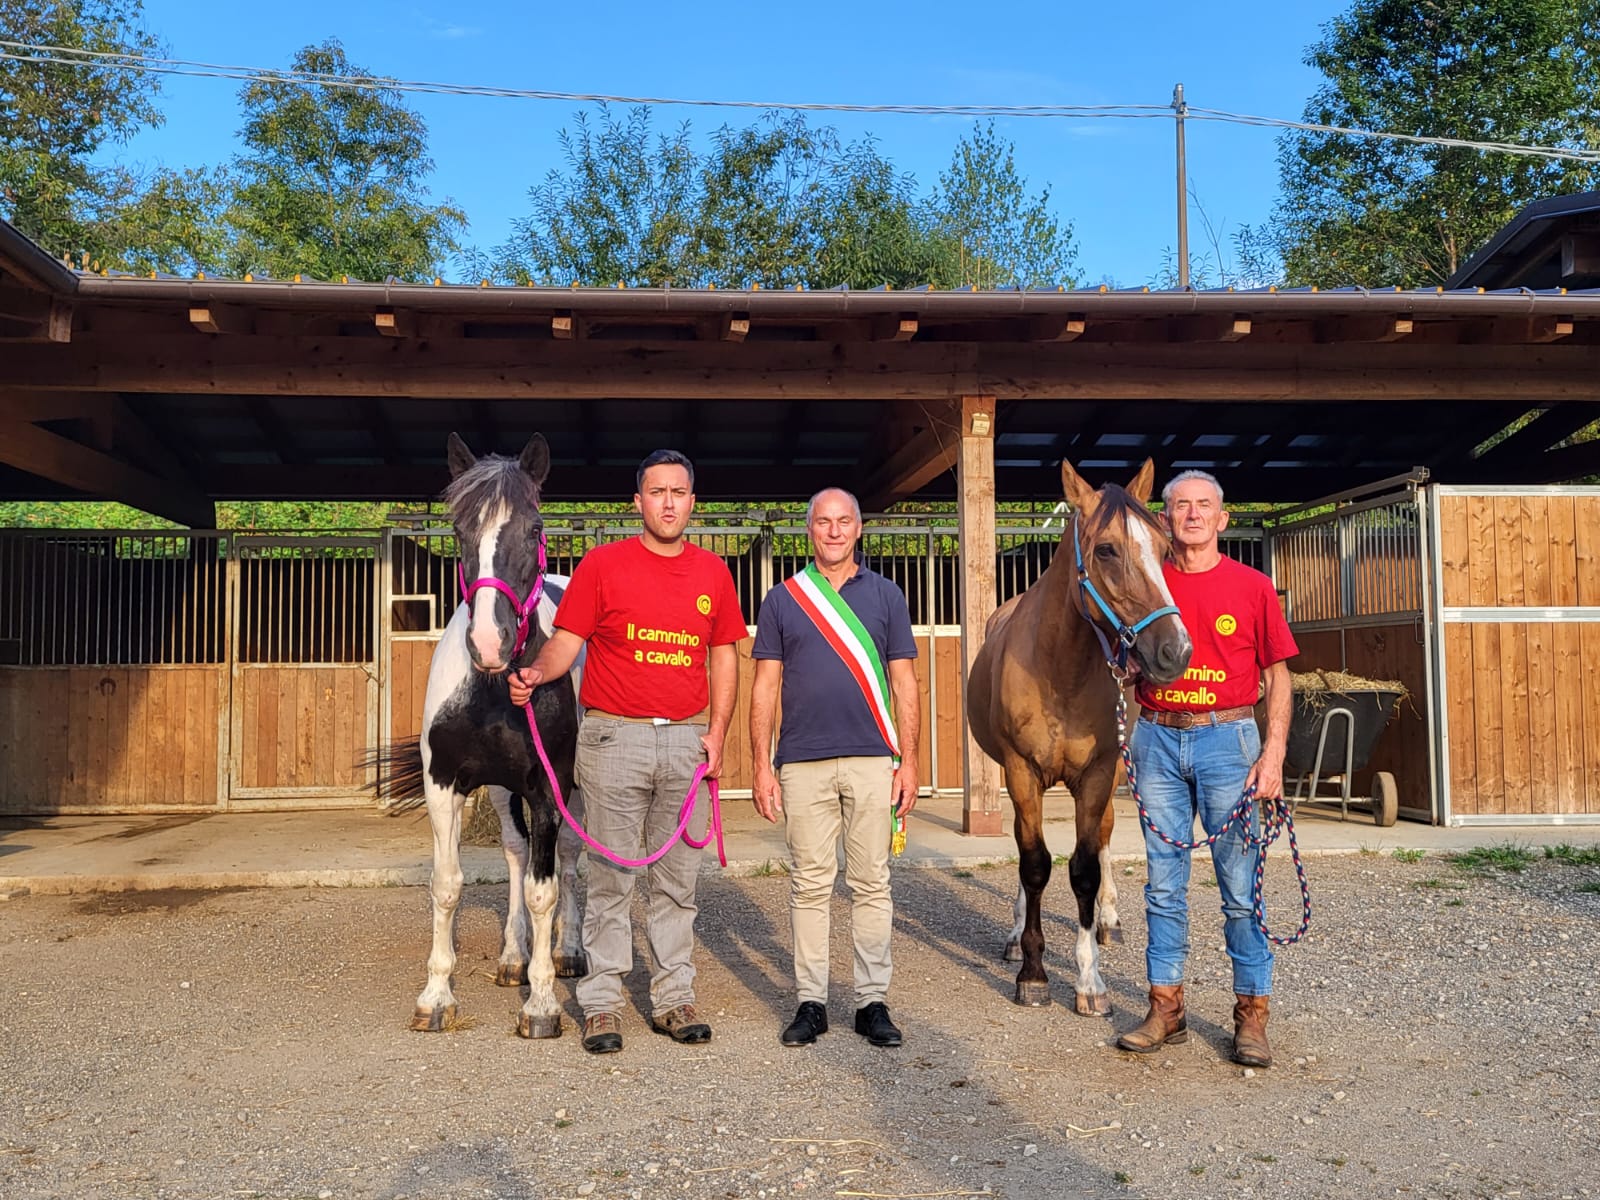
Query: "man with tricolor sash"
749 487 920 1049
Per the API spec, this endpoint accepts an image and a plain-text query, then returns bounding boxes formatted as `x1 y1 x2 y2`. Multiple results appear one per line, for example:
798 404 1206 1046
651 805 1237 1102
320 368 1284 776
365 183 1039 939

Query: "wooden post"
957 394 1003 836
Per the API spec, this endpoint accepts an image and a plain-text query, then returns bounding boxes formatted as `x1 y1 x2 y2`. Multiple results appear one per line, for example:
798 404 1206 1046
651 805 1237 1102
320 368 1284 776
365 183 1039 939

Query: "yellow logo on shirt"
1215 613 1238 637
696 594 712 616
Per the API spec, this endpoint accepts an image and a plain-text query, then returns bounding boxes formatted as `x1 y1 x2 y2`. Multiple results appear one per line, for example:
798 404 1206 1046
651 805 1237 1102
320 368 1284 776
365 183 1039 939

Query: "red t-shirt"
554 537 746 720
1137 556 1298 713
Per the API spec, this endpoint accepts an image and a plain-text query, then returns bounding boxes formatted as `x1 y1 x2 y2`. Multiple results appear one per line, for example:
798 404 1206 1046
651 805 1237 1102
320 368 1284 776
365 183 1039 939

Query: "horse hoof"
517 1013 563 1039
495 963 529 987
1013 980 1052 1008
554 954 588 978
1075 991 1113 1018
1097 925 1124 947
410 1004 456 1033
1002 940 1022 963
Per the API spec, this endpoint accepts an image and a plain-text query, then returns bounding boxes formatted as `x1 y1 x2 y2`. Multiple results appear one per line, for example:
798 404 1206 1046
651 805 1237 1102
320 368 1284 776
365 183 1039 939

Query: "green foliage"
0 0 164 263
478 107 1077 289
1449 842 1537 873
1391 847 1425 863
223 40 466 281
1272 0 1600 287
1543 843 1600 866
931 121 1077 288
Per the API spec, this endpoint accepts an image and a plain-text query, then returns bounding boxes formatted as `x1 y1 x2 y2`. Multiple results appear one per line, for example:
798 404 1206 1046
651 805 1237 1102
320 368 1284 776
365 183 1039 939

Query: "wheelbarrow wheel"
1372 772 1398 827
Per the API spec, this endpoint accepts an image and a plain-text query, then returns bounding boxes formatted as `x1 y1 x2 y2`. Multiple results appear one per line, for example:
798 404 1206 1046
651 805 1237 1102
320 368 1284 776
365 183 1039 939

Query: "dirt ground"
3 849 1599 1200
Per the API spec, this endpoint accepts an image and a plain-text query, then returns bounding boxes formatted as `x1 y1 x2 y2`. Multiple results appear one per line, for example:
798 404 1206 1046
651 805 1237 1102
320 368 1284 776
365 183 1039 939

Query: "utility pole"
1173 82 1189 288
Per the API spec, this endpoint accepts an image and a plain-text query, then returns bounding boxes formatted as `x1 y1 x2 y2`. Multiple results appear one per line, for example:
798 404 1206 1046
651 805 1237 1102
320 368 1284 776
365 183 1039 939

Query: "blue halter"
1073 512 1182 675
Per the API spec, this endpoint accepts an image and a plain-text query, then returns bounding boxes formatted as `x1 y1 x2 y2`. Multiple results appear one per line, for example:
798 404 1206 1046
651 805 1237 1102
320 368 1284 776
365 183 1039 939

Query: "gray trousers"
573 714 707 1019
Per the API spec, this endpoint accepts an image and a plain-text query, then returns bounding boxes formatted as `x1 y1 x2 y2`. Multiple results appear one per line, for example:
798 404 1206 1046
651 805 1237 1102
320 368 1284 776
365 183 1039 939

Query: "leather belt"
584 708 709 727
1139 705 1255 729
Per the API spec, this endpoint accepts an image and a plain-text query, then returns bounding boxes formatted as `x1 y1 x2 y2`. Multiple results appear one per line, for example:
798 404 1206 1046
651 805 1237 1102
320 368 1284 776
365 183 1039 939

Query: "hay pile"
1290 668 1407 695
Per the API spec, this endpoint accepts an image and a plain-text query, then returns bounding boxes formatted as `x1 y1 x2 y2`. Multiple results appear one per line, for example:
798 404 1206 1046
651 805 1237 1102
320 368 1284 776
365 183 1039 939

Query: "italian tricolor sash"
783 564 899 764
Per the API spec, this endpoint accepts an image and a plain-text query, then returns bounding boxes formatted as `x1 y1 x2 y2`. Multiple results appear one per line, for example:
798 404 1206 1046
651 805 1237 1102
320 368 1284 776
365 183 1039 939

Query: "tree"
930 121 1078 288
481 107 1079 290
0 0 165 263
1273 0 1600 288
224 39 466 281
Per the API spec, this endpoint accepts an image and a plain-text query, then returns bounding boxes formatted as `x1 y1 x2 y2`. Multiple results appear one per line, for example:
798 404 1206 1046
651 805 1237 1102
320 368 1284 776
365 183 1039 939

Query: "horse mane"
442 454 541 542
1071 481 1166 549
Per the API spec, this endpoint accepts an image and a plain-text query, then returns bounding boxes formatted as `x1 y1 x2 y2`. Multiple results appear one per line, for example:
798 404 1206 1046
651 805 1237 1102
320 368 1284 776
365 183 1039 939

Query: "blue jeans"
1129 717 1273 996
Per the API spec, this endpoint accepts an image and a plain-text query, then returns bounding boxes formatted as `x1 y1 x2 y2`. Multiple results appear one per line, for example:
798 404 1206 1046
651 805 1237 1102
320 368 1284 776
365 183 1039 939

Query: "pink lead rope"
459 534 726 868
523 701 726 870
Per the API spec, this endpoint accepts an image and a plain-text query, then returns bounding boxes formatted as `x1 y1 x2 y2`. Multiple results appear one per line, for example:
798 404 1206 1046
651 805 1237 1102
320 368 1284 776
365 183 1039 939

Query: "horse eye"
1094 544 1118 561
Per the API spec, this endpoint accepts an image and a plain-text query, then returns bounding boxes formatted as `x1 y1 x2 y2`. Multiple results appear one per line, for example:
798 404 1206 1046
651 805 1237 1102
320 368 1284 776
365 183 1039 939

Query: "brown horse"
967 459 1193 1014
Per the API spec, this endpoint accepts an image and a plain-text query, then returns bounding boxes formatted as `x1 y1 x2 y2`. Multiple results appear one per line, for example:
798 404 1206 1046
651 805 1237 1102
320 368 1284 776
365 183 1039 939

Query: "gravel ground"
3 848 1599 1200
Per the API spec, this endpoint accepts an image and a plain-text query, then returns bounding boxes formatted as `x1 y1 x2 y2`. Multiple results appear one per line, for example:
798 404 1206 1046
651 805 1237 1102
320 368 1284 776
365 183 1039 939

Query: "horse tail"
361 736 427 810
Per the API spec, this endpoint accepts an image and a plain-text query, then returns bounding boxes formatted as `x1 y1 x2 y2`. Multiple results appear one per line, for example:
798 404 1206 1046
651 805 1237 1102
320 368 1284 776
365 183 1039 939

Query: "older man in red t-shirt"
1115 469 1297 1070
511 450 744 1054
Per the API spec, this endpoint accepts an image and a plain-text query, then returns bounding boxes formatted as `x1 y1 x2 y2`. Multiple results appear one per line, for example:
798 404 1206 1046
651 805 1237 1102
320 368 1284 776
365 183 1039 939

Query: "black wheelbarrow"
1277 688 1405 826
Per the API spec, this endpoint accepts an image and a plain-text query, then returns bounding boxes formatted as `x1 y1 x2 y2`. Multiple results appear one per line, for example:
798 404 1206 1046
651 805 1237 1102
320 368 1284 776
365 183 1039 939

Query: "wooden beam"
0 291 71 343
246 397 302 465
858 401 960 510
872 314 918 342
0 417 214 526
189 303 252 335
374 308 414 338
956 394 1003 836
1171 314 1252 343
551 312 575 340
1474 404 1600 467
720 312 749 343
1318 316 1414 343
10 336 1600 402
0 390 113 423
1028 314 1086 342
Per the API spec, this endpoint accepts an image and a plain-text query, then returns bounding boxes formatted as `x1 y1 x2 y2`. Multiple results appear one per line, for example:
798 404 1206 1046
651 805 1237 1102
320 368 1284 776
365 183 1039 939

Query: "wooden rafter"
857 400 960 510
12 336 1600 402
0 417 214 526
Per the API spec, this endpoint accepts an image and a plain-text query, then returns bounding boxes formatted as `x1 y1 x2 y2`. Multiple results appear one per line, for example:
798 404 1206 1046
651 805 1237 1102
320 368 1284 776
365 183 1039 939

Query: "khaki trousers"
779 755 895 1007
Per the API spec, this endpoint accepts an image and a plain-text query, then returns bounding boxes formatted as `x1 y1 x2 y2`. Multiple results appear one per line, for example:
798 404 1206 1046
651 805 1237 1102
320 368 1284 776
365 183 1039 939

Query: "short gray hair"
806 487 862 526
1161 469 1224 509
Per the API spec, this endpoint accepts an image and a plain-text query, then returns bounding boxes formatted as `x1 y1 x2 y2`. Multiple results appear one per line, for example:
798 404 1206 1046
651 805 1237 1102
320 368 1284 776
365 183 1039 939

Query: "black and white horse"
375 432 585 1038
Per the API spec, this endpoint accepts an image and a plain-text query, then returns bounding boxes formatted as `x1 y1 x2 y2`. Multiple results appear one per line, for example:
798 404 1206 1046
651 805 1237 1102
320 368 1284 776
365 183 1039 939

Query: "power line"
4 39 1600 165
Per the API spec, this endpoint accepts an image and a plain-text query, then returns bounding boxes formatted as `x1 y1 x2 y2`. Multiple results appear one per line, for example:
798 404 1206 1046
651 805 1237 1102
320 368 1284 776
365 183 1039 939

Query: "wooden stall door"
1433 489 1600 822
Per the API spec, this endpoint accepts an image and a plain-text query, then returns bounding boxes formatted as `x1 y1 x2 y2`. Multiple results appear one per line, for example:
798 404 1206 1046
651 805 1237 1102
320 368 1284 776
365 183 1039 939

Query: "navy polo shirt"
751 557 918 767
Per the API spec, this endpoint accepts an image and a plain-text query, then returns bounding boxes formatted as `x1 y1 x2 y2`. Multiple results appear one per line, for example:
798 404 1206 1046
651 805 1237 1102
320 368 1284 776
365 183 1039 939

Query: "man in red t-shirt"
510 450 744 1054
1115 470 1297 1070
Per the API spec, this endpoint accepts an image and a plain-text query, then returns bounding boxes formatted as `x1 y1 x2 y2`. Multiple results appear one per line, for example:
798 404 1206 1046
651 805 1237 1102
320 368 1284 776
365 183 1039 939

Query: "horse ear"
1059 458 1095 512
446 433 476 479
519 433 551 487
1128 458 1155 504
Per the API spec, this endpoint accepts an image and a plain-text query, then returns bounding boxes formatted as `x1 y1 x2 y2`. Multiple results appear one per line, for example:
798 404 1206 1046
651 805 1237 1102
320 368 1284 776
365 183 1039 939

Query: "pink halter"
458 531 548 664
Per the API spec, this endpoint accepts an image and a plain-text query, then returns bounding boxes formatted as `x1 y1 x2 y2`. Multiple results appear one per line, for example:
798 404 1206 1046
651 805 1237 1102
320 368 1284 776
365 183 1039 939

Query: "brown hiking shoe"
651 1003 712 1044
1232 994 1272 1067
581 1012 623 1054
1115 984 1187 1053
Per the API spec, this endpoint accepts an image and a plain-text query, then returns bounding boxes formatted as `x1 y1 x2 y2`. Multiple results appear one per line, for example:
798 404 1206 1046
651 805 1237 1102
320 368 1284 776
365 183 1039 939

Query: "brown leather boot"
1115 984 1187 1053
1232 994 1272 1067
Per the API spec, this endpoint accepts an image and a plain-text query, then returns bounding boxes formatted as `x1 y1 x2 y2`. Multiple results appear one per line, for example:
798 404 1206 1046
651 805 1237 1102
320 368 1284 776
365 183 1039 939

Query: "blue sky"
112 0 1349 285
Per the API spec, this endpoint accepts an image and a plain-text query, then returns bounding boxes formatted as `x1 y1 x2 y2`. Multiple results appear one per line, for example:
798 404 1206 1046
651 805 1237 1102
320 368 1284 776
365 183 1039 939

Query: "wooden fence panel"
238 666 369 793
0 666 223 813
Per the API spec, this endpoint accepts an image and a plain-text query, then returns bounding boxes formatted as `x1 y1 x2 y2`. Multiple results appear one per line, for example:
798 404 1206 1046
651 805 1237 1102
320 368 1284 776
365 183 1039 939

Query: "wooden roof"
3 214 1600 525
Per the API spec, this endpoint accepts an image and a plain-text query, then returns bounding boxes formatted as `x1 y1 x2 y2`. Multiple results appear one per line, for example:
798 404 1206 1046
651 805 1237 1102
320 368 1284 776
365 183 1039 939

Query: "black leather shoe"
854 1001 902 1047
781 1001 829 1046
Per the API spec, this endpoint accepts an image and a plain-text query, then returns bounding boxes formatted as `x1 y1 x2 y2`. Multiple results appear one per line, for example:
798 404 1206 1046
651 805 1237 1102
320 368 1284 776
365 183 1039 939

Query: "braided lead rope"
1115 687 1311 946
